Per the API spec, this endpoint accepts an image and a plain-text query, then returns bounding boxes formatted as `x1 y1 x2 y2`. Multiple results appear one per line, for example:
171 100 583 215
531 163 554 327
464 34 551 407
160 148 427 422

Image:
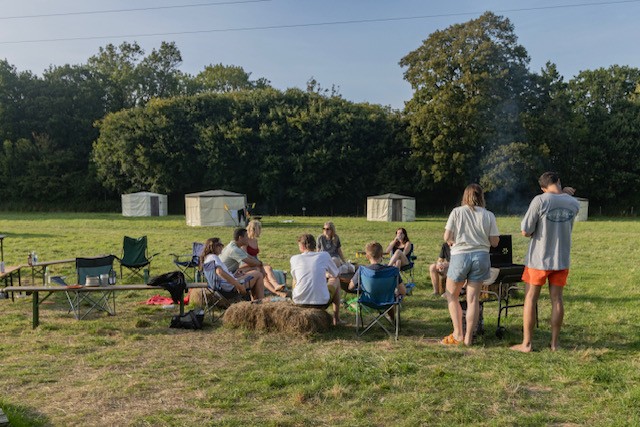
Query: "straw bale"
188 288 234 309
223 300 332 334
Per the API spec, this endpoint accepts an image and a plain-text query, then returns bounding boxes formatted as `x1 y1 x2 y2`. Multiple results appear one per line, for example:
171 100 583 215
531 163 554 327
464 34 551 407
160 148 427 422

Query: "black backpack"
170 309 204 330
148 271 187 303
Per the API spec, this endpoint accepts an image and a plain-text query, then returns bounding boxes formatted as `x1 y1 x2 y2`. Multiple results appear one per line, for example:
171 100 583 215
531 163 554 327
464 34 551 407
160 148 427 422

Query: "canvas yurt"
121 192 168 217
185 189 247 227
367 193 416 222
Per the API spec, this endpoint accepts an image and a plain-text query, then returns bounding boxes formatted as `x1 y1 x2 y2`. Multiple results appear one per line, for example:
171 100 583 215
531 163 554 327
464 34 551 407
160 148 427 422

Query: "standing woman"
442 184 500 346
243 220 287 297
386 227 414 269
317 221 346 267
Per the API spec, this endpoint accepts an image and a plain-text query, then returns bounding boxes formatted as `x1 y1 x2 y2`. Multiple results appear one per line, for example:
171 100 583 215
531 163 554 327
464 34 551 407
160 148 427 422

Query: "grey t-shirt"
317 234 341 258
521 193 580 270
219 241 248 274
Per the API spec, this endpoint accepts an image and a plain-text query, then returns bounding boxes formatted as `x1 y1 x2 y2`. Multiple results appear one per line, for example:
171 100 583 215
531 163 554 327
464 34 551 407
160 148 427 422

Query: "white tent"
121 192 168 217
367 193 416 222
185 189 247 227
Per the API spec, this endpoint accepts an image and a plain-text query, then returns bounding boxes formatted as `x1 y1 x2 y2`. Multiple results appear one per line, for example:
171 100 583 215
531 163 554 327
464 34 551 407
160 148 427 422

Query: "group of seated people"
198 220 414 326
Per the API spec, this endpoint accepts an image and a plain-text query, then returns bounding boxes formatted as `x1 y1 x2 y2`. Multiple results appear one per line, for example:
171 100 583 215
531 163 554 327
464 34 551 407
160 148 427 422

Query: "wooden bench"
0 265 22 294
1 282 208 329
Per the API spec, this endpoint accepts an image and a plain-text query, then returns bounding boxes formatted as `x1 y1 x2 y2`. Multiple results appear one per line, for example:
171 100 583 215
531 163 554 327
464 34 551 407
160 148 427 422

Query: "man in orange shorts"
511 172 580 352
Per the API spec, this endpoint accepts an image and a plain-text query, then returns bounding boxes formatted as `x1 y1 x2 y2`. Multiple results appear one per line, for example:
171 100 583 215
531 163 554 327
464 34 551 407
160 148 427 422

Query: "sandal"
441 333 462 345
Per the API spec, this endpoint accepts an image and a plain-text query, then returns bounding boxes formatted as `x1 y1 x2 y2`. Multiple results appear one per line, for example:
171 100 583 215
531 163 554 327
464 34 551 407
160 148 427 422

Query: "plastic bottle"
28 253 33 266
0 261 5 273
33 252 38 264
45 266 50 285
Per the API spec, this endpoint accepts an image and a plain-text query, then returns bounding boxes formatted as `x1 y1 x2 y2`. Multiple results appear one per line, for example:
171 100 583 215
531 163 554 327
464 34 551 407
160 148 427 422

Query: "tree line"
1 12 639 214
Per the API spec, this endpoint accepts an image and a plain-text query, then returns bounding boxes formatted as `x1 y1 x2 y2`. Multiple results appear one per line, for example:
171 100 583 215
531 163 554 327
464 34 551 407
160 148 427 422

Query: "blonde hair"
247 220 262 239
323 221 338 244
461 183 485 210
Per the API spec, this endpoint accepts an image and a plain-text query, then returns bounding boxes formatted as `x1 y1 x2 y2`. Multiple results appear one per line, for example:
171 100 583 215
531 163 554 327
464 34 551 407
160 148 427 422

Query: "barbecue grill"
481 234 538 338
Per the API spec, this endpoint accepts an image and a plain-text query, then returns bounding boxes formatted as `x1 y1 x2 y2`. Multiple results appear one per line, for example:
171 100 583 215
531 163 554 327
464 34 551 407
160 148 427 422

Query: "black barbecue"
484 234 537 338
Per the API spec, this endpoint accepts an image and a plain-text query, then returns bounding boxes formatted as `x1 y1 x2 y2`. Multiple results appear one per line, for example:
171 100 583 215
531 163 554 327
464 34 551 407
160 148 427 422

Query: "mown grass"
1 213 639 426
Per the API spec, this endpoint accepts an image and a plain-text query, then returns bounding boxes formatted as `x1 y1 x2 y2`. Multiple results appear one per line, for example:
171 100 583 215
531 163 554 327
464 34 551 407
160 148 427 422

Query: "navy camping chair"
355 265 402 340
171 242 204 282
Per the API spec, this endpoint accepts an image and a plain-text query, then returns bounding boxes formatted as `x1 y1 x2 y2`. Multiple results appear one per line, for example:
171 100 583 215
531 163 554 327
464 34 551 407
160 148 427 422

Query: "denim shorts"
447 251 490 282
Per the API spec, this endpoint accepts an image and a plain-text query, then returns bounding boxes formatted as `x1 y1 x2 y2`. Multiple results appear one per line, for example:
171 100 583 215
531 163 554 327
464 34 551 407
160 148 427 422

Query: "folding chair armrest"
148 252 160 260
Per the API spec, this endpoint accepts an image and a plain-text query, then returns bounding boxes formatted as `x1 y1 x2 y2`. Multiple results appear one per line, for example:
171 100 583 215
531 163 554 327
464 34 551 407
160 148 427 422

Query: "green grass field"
1 213 639 426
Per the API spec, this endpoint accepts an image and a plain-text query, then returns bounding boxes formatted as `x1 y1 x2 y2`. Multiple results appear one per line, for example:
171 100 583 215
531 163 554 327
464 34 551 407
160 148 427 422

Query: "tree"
400 12 530 194
194 64 270 93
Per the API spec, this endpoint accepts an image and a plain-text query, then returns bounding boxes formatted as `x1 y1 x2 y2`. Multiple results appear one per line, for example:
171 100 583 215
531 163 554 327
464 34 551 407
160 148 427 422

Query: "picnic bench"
0 265 22 289
1 282 208 329
29 258 76 285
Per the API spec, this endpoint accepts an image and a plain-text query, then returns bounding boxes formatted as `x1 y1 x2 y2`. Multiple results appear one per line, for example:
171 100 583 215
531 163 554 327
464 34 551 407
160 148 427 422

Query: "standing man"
511 172 580 352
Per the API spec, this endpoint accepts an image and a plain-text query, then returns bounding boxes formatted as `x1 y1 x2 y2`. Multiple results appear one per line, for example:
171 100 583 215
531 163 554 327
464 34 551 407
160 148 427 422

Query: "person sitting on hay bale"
290 233 343 326
219 228 265 299
200 237 263 302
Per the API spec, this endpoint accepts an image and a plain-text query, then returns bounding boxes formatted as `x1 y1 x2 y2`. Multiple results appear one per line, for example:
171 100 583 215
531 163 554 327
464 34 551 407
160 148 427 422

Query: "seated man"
348 241 406 313
290 233 342 326
429 242 450 295
219 228 264 300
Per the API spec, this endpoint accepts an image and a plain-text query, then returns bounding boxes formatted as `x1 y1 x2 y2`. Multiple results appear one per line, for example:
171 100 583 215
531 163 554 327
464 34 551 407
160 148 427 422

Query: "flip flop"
441 333 462 345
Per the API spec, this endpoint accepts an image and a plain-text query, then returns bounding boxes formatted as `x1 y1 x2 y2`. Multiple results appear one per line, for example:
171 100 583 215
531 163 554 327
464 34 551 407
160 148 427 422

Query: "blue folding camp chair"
171 242 204 282
355 265 402 340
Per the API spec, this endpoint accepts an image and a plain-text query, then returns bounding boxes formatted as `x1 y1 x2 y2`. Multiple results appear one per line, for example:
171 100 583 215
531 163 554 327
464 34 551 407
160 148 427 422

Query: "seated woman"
316 221 346 268
242 220 287 297
429 242 450 295
200 237 262 302
386 228 414 270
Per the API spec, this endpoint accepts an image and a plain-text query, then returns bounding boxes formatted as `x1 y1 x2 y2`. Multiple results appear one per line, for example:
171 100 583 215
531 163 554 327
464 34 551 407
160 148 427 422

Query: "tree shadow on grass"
0 400 51 427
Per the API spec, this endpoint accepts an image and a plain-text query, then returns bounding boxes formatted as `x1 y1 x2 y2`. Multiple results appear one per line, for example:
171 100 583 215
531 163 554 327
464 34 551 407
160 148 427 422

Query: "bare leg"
444 278 465 341
260 266 287 296
464 281 481 346
429 264 444 295
328 277 341 325
263 265 286 291
244 269 264 300
549 284 564 351
510 283 542 353
388 250 409 269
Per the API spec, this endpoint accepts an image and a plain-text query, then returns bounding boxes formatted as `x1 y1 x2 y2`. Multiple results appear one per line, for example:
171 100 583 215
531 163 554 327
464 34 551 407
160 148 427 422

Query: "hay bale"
223 301 332 334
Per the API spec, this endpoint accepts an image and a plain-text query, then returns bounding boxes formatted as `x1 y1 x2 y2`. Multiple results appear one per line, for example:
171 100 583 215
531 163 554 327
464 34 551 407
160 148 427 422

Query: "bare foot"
550 343 560 351
510 343 532 353
333 318 346 326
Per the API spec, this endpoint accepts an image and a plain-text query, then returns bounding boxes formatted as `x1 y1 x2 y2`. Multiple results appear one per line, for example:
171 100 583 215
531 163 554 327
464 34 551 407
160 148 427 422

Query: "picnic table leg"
32 291 39 329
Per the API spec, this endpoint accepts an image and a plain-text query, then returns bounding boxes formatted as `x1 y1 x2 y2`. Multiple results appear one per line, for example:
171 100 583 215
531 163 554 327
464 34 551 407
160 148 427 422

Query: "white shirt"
290 251 339 305
445 205 499 255
204 253 235 292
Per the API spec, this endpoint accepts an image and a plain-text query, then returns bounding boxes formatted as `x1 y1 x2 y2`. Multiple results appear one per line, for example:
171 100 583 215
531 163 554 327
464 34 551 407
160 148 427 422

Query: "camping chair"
171 242 204 282
64 255 117 320
400 254 417 295
355 265 402 340
198 260 236 324
117 236 158 281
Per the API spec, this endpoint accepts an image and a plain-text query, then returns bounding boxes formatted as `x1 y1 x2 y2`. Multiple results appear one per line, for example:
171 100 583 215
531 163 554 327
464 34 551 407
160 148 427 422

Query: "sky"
1 0 639 110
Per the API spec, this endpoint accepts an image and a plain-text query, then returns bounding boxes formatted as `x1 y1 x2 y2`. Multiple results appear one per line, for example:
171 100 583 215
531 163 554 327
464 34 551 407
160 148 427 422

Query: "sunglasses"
323 227 331 230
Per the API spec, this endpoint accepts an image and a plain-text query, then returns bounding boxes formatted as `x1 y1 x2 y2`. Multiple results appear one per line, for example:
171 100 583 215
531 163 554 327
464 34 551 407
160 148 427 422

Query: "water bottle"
0 261 5 273
143 269 149 284
45 266 50 285
33 252 38 264
109 269 117 285
28 253 33 266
